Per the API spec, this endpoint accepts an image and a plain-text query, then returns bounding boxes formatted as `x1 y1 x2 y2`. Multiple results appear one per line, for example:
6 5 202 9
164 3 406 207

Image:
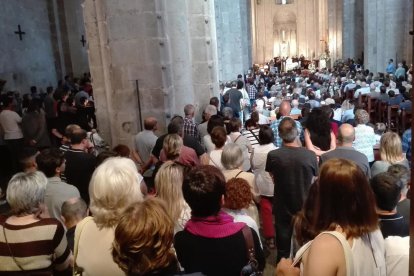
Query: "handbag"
73 216 94 276
240 226 262 276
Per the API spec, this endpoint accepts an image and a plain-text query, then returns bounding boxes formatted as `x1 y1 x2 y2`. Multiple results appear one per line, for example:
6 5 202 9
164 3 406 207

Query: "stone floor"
262 244 277 276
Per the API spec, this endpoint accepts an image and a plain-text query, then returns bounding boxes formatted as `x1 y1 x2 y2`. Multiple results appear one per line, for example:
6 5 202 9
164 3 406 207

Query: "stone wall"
364 0 413 73
0 0 57 94
342 0 364 61
214 0 252 82
64 0 89 76
83 0 219 147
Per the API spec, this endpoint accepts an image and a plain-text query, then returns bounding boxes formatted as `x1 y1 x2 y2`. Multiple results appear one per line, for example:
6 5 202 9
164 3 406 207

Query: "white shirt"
208 149 224 170
384 236 409 276
252 143 277 196
0 110 23 140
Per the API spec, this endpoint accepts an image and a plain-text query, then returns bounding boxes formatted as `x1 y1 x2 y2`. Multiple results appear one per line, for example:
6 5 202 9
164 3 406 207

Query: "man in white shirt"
134 117 158 165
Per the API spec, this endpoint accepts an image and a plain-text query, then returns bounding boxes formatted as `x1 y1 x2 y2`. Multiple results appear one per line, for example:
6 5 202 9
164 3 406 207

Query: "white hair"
221 143 244 170
204 105 217 116
89 157 144 228
7 171 47 215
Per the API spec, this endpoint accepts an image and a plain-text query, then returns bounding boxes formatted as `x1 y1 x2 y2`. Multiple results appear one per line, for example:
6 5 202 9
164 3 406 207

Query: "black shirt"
266 146 318 216
174 228 264 276
379 212 409 238
64 149 96 204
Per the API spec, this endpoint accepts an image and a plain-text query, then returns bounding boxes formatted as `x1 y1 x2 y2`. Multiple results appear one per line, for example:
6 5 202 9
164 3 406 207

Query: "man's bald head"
338 123 355 145
144 117 157 131
279 101 292 116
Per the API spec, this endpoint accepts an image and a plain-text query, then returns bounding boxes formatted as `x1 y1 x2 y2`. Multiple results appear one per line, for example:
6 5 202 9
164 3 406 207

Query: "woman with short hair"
251 125 277 248
371 132 409 177
112 198 181 276
208 126 228 170
221 143 260 226
74 157 144 275
174 165 265 275
0 171 71 273
155 161 191 233
203 115 231 153
228 118 252 171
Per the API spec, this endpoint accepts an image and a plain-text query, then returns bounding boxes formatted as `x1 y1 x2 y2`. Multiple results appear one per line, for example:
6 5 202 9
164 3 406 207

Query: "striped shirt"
242 128 260 149
0 216 70 272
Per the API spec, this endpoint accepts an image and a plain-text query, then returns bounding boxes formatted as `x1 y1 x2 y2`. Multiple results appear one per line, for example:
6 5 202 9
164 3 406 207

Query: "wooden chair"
367 96 378 123
358 94 369 110
387 105 400 133
401 108 412 134
377 101 388 123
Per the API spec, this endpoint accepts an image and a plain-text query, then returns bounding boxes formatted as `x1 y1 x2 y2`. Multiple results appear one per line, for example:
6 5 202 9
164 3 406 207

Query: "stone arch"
273 11 297 56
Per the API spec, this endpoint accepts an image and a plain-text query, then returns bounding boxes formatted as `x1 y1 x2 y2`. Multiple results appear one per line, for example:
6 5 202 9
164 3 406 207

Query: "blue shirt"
386 63 396 74
402 128 411 163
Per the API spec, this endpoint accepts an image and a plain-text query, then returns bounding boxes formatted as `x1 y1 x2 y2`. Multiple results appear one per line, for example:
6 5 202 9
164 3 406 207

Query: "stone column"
342 0 363 60
327 0 343 62
364 0 411 73
82 0 219 146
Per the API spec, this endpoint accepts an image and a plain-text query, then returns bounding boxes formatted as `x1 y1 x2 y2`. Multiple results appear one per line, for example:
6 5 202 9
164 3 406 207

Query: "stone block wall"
83 0 219 147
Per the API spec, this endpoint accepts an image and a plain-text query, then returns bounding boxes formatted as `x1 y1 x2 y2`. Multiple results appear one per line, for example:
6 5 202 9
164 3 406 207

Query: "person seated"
371 132 409 177
387 90 403 106
388 164 410 227
174 165 265 275
371 172 409 238
61 197 88 252
0 171 71 273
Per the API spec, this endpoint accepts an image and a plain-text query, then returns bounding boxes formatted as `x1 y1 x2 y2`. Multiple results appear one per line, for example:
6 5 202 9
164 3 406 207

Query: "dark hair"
112 144 131 157
313 159 378 239
207 115 225 134
70 128 87 144
388 90 395 98
305 108 332 151
209 97 219 108
278 117 298 143
210 126 227 148
36 148 65 177
228 118 241 133
167 116 184 135
182 165 226 217
250 111 259 124
258 125 274 145
371 172 402 211
245 118 257 129
237 80 244 90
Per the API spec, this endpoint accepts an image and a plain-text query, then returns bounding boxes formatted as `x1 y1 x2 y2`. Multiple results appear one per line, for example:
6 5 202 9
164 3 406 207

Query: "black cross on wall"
14 25 26 41
80 35 86 47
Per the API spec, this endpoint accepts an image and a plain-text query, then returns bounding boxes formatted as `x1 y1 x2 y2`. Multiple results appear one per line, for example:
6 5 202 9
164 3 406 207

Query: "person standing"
266 117 318 262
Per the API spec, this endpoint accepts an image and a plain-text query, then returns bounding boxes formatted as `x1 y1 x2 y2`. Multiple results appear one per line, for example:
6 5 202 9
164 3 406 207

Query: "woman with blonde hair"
160 134 199 166
112 198 182 276
74 157 144 275
155 161 191 233
371 132 409 177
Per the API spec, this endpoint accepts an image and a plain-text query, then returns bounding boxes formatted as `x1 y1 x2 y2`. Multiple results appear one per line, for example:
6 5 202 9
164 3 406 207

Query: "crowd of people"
0 58 411 276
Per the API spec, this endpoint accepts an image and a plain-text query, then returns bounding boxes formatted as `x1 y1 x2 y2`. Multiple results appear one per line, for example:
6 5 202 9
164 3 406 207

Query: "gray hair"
222 107 233 120
184 104 195 116
61 197 88 223
7 171 47 215
221 143 244 170
204 105 217 116
355 109 370 125
278 117 298 143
